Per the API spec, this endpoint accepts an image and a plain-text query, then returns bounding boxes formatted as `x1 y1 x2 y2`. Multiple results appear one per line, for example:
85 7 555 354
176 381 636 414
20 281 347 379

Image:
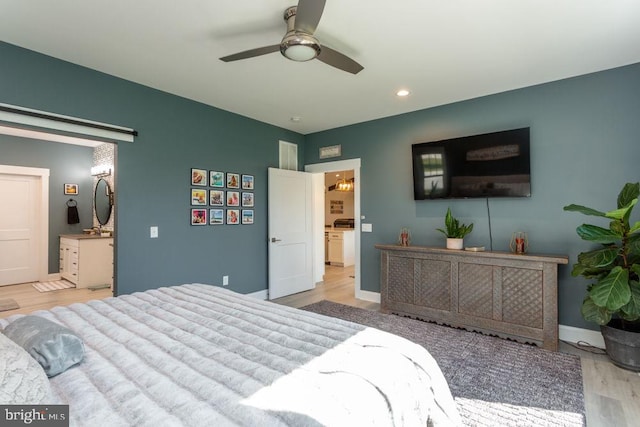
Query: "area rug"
0 298 19 312
32 279 76 292
301 300 585 427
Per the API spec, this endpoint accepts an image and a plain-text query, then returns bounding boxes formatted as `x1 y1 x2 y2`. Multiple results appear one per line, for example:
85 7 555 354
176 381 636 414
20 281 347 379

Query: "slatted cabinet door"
378 245 567 351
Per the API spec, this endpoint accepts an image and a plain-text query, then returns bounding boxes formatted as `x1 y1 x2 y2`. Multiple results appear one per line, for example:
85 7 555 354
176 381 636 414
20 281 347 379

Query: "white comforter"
1 284 461 426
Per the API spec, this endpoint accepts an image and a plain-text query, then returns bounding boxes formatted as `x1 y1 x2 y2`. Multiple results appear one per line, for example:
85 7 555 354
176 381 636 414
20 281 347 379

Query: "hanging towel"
67 199 80 224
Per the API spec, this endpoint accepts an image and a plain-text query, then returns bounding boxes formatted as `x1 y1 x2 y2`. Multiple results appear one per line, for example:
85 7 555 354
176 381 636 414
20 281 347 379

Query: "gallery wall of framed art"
190 168 254 226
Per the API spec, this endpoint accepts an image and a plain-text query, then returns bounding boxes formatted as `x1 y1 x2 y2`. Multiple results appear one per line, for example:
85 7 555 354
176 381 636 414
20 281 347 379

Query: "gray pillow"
0 332 52 404
3 315 85 377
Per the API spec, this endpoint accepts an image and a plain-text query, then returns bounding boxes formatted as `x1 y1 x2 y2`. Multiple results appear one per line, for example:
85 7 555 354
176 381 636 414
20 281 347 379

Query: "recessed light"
396 89 410 97
290 116 302 122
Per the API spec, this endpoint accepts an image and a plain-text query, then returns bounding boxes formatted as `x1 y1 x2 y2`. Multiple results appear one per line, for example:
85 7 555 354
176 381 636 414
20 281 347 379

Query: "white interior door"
268 167 313 300
0 171 40 286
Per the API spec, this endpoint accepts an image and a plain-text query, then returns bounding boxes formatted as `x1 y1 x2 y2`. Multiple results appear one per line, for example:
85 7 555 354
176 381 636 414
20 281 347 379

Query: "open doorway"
306 158 371 302
0 140 116 317
324 170 356 292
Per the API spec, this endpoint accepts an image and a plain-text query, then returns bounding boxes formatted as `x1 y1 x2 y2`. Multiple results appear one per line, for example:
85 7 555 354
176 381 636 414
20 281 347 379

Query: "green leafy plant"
563 182 640 326
436 207 474 239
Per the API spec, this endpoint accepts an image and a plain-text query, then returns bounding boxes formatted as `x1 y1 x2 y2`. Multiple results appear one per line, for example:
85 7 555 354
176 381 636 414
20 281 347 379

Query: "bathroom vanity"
59 235 113 289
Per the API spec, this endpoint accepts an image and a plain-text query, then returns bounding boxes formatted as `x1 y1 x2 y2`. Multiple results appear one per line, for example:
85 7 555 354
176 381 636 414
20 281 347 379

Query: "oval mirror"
94 178 113 225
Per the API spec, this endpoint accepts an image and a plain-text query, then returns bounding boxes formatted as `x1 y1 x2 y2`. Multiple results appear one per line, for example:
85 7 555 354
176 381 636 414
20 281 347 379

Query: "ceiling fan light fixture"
280 33 321 62
219 2 363 74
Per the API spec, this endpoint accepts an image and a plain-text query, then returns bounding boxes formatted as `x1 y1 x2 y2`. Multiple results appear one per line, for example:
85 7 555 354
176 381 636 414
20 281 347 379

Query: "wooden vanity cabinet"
60 236 113 289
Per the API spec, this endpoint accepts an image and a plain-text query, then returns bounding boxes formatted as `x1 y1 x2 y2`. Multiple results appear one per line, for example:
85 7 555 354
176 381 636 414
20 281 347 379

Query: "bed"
1 284 461 426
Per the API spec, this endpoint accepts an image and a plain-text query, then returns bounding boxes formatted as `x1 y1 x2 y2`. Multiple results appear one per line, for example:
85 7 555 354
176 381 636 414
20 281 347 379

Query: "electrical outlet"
222 275 229 286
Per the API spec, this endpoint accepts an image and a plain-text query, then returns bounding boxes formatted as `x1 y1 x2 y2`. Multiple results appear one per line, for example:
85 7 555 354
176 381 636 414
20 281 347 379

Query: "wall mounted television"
412 127 531 200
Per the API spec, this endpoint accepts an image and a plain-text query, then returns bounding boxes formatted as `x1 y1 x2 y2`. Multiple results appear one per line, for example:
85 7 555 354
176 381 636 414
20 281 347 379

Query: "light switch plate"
150 226 158 238
362 223 372 232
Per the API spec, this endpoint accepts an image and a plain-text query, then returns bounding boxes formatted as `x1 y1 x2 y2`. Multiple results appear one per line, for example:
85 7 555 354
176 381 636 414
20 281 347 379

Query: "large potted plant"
564 182 640 371
437 207 473 249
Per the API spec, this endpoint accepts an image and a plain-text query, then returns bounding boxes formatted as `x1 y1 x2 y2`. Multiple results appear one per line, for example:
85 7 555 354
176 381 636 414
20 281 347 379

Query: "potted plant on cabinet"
564 182 640 371
437 207 473 249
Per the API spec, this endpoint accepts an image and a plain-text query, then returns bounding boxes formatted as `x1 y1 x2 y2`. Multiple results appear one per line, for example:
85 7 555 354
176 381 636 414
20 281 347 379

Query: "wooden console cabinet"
375 245 568 351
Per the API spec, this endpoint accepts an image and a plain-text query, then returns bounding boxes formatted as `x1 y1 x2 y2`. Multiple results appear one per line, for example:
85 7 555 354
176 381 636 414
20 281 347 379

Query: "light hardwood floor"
0 281 112 318
2 266 638 426
273 265 640 427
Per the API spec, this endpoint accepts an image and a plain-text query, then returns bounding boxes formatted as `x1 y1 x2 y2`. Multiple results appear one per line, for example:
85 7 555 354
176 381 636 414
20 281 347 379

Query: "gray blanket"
1 284 461 426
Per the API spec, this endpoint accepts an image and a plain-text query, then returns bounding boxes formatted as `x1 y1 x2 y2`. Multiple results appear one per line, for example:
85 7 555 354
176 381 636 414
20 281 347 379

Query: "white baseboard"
559 324 605 349
247 288 378 303
355 289 381 303
247 289 268 300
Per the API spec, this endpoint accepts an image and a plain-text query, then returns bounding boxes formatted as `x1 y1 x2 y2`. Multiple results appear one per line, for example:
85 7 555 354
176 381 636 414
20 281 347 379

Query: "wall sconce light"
91 165 112 177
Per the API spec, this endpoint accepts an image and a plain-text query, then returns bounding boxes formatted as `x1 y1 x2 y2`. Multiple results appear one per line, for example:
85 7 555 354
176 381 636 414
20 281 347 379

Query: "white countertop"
60 234 113 240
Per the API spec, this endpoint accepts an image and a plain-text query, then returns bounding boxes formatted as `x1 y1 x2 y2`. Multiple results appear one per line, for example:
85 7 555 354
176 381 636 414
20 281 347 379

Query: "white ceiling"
1 1 639 135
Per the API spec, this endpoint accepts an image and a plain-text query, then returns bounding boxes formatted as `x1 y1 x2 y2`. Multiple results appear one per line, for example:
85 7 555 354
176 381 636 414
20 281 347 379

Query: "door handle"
271 237 282 243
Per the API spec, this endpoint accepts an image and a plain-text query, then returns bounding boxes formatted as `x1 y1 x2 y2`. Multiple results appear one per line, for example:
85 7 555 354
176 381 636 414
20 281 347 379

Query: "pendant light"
335 172 354 192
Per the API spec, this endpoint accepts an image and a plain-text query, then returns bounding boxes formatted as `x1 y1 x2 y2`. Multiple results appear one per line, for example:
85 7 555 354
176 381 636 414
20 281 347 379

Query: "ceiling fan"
219 0 363 74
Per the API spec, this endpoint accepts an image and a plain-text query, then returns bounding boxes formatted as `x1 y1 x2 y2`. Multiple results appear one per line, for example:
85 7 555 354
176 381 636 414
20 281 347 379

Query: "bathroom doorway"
0 137 117 315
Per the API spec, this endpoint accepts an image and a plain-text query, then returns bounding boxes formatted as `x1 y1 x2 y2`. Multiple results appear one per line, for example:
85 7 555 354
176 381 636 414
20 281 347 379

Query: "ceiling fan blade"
317 46 363 74
294 0 326 34
219 44 280 62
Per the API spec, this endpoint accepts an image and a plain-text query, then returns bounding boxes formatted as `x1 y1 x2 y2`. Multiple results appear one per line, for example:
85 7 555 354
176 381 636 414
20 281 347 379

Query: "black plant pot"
601 320 640 372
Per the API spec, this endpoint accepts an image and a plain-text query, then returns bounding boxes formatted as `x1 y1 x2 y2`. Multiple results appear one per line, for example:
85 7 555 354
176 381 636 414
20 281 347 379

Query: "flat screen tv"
412 127 531 200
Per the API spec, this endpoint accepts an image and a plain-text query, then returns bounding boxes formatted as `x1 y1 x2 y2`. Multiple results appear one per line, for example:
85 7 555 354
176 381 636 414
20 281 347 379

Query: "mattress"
1 284 461 426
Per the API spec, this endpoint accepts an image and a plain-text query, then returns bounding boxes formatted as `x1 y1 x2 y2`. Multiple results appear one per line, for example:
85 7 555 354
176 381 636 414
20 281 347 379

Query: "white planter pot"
446 238 464 250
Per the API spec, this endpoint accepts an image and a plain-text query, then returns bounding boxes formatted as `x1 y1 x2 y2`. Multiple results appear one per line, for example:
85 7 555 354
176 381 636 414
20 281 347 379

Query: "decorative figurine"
510 232 528 254
399 228 411 246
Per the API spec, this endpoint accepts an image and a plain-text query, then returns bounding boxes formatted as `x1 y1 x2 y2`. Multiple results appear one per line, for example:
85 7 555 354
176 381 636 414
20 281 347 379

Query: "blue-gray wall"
0 136 94 272
305 62 640 330
2 40 639 330
0 41 304 295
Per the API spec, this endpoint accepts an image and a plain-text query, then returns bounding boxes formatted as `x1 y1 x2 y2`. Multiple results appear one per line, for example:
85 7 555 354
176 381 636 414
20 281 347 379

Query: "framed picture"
191 168 207 186
210 171 224 187
191 189 207 206
209 209 224 225
242 174 254 190
330 199 344 214
226 191 240 206
242 192 254 207
191 208 207 225
209 190 224 206
319 144 342 159
226 172 240 189
64 183 78 195
227 209 240 225
242 209 254 225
